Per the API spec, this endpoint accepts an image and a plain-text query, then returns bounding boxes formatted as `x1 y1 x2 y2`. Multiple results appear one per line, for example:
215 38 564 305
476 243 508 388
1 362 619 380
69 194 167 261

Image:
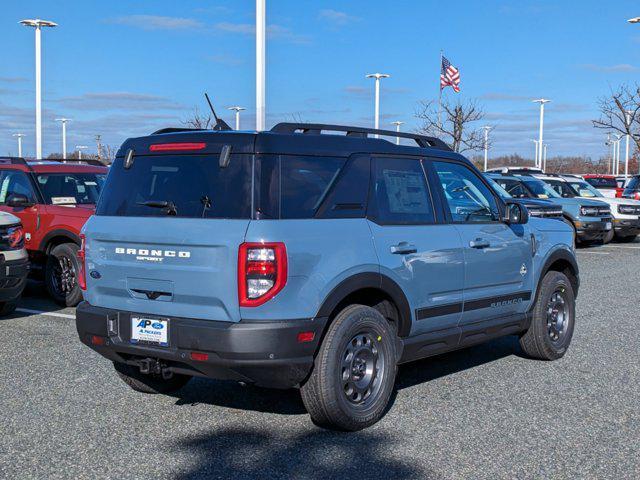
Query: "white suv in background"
559 176 640 243
0 211 29 314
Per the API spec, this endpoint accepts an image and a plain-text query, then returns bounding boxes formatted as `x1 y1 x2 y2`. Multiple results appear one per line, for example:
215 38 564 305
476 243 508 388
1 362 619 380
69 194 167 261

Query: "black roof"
116 123 466 163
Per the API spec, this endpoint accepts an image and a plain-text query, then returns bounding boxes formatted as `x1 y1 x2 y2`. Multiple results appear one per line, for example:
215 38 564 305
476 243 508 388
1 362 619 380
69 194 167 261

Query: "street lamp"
628 17 640 23
55 118 71 159
624 110 632 178
391 121 404 145
482 126 492 171
228 106 246 130
532 98 550 168
613 134 623 175
13 133 26 157
530 139 540 166
75 145 88 160
256 0 266 131
20 18 57 160
543 143 549 172
366 73 390 137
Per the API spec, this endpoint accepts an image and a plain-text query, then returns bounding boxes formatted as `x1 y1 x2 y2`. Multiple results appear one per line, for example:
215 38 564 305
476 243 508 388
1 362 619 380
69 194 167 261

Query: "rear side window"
0 170 37 204
585 177 617 189
369 157 434 224
280 156 346 219
36 173 106 205
96 155 252 218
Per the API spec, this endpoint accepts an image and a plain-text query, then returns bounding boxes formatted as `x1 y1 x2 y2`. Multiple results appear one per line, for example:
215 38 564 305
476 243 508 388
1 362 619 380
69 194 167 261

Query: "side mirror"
6 193 34 208
503 201 529 225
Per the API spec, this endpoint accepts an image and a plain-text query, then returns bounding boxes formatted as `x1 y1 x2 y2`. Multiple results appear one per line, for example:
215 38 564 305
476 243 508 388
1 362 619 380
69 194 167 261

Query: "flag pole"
438 49 443 129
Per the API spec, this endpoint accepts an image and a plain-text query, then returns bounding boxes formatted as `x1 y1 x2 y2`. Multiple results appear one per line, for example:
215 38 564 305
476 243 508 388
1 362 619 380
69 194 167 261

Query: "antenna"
204 93 232 131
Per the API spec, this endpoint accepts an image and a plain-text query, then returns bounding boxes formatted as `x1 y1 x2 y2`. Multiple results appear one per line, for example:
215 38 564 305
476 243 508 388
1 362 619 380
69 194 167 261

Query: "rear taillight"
149 142 206 152
7 225 24 249
78 234 86 291
238 242 287 307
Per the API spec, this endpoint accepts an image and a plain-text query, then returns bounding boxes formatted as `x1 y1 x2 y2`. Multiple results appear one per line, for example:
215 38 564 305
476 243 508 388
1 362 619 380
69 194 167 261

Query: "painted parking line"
598 245 640 250
16 308 76 319
577 251 610 255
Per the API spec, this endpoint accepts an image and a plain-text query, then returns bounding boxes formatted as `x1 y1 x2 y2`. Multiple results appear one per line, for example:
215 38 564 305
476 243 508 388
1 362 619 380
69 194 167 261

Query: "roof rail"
270 123 451 151
0 157 29 166
47 158 106 167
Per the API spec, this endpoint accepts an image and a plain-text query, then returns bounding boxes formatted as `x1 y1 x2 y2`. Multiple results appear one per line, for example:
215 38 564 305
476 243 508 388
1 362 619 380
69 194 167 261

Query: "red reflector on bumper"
91 335 106 346
190 352 209 362
297 331 315 343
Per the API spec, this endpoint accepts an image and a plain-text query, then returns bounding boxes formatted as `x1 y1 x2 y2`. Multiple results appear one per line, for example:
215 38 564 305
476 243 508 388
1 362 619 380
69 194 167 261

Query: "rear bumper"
76 302 327 389
575 218 612 241
0 256 29 302
614 218 640 236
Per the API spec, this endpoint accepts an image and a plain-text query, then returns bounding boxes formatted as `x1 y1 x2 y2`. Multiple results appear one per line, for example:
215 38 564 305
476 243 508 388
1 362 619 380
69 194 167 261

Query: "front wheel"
300 304 398 431
520 271 575 360
603 229 614 244
45 243 83 307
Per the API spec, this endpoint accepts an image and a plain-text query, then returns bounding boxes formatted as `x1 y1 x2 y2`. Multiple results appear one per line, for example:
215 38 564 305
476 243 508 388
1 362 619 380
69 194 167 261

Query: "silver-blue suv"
76 123 579 431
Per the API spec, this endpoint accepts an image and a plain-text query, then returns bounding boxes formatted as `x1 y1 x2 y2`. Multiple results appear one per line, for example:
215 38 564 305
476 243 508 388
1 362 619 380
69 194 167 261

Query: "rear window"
96 155 252 218
37 173 106 205
584 177 618 189
625 176 640 191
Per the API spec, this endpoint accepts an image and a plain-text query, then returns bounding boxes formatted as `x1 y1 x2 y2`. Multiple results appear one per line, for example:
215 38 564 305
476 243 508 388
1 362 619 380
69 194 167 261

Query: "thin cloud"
318 9 360 26
0 76 28 84
207 54 243 66
344 86 368 96
480 92 531 101
54 92 185 111
110 15 203 31
579 63 638 73
214 22 311 44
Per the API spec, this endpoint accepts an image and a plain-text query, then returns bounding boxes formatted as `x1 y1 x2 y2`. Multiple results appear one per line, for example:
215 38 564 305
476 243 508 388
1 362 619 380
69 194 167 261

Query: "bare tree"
415 99 487 153
593 84 640 151
182 107 213 130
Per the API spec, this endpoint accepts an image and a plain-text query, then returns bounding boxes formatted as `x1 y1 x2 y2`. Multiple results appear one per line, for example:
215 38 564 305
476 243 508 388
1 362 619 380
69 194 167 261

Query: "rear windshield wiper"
137 200 178 216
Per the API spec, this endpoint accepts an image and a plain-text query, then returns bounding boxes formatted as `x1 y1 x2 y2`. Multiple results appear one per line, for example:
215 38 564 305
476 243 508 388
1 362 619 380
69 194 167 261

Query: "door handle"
469 238 490 249
390 242 417 254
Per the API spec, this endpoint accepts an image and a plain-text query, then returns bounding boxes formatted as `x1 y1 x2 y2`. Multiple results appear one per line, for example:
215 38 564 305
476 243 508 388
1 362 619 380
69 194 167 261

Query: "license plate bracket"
130 316 169 347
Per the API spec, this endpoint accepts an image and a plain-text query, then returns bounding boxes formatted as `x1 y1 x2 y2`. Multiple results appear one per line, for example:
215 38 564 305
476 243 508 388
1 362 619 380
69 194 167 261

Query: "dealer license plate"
130 317 169 346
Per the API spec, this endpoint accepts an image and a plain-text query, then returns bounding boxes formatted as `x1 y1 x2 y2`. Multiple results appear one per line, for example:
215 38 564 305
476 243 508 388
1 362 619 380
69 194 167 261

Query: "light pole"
482 126 491 171
75 145 88 160
20 19 57 160
13 134 25 157
543 144 548 172
532 98 550 168
366 73 390 137
614 134 623 175
256 0 266 131
228 106 246 130
607 133 614 174
55 118 71 159
530 139 539 166
624 110 632 178
391 121 404 145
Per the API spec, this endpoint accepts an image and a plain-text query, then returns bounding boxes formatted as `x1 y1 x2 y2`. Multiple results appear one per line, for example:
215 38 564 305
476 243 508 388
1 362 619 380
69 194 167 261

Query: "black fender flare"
316 272 412 337
38 229 81 253
534 248 580 303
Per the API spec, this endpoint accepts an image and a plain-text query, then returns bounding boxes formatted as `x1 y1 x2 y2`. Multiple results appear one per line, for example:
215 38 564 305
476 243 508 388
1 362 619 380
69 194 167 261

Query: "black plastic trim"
38 229 81 252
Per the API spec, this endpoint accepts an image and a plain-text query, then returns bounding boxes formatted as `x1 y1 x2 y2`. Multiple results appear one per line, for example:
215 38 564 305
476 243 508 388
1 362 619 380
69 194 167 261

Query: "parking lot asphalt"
1 242 639 480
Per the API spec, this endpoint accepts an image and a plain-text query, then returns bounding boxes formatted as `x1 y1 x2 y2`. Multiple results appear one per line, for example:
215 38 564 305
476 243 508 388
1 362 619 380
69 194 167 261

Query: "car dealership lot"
1 243 639 480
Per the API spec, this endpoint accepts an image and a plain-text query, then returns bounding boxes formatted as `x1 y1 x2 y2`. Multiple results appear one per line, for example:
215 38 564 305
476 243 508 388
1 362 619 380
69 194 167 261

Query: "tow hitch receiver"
138 358 173 380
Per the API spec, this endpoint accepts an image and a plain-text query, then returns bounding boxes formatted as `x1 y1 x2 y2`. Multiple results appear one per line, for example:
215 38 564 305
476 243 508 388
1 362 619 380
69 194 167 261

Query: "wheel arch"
316 272 412 338
536 248 579 301
39 229 81 255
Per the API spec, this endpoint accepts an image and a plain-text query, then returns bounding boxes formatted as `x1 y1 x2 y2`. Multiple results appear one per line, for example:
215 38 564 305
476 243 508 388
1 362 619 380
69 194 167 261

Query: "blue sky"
1 0 639 159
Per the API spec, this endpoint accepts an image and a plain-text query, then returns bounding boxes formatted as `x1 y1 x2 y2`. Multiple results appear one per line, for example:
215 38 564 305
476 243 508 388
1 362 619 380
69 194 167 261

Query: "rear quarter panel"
242 219 379 321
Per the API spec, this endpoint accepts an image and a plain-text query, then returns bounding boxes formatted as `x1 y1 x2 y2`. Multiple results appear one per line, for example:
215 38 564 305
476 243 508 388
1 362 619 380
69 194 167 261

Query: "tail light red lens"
190 352 209 362
238 242 287 307
7 225 24 248
78 234 87 291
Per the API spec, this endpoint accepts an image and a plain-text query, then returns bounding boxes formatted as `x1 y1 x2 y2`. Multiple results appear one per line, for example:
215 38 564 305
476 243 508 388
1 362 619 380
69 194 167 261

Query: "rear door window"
0 170 37 204
96 155 252 218
36 173 106 205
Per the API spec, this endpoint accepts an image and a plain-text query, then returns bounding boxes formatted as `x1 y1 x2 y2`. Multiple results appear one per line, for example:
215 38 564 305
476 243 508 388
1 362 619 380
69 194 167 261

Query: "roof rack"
270 123 451 150
47 158 106 167
0 157 29 166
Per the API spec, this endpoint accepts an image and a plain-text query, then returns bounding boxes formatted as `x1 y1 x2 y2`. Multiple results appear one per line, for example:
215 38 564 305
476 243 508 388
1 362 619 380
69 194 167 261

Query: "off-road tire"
45 243 83 307
113 362 191 394
0 300 18 316
520 271 575 360
300 304 397 431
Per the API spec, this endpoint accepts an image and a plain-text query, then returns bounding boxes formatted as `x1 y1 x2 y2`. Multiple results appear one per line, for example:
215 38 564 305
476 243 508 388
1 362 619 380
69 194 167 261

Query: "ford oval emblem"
89 270 101 279
151 322 164 330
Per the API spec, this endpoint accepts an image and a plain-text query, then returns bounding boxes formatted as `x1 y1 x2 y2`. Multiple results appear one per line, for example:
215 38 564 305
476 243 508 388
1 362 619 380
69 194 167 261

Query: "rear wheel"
300 304 397 431
113 362 191 394
616 234 637 243
45 243 83 307
520 271 575 360
0 300 18 316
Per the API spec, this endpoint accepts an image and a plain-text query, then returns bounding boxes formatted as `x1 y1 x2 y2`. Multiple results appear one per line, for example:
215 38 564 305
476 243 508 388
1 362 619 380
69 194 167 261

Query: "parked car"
488 173 612 244
582 174 623 198
561 176 640 243
621 175 640 201
484 175 563 219
0 158 108 306
76 123 578 431
0 212 29 315
486 166 544 175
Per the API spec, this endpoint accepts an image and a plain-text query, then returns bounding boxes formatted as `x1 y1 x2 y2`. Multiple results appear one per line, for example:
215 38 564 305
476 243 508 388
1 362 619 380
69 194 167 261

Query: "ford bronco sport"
0 158 108 306
76 123 579 431
0 211 28 315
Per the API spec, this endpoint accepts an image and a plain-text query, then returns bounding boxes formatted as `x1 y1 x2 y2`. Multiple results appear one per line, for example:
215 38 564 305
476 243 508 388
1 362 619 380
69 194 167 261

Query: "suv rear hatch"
83 149 253 322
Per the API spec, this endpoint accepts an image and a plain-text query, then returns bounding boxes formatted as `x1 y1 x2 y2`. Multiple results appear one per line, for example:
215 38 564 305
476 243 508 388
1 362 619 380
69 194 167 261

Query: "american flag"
440 56 460 93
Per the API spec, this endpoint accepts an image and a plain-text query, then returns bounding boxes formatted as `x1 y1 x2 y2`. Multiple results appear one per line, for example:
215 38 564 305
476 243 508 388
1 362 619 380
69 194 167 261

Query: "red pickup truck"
0 158 108 306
